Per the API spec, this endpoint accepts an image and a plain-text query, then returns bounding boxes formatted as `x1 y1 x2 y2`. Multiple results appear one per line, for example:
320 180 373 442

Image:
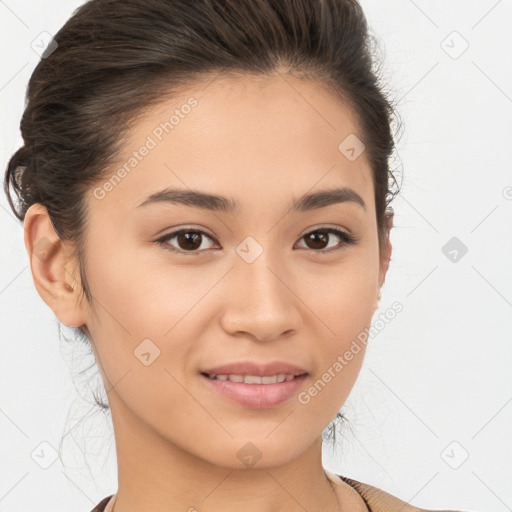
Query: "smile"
200 372 309 409
204 373 304 384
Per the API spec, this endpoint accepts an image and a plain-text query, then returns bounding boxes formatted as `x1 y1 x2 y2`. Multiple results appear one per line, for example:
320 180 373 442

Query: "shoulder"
338 474 474 512
89 495 114 512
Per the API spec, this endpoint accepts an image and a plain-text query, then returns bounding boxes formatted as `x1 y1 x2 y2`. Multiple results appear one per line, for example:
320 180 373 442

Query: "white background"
1 1 511 511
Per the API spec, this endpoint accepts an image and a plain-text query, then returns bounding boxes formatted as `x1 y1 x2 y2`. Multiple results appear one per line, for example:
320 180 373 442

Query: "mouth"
201 372 308 384
199 371 309 409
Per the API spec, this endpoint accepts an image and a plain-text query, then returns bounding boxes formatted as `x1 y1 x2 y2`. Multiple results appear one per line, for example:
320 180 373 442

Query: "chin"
196 432 314 470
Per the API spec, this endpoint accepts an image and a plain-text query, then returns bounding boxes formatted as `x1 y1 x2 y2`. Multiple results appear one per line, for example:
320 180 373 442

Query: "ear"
374 211 394 311
24 203 88 328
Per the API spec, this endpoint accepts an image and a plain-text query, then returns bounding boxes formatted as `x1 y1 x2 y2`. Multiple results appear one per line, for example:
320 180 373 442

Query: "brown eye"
296 228 357 253
157 229 218 255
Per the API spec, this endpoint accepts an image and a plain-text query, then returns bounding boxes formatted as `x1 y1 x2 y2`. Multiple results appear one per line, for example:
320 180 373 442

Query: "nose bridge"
220 234 299 340
235 234 288 306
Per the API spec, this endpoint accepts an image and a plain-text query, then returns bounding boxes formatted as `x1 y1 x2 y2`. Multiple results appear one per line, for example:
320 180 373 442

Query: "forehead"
87 73 374 218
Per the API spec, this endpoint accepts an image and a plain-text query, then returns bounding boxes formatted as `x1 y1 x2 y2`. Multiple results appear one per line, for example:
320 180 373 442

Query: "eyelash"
154 227 358 257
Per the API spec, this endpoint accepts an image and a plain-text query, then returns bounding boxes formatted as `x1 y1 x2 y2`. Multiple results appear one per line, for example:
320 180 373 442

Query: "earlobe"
24 203 87 328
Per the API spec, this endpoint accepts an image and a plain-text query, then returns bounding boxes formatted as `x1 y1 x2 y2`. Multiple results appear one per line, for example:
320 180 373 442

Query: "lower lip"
200 373 309 409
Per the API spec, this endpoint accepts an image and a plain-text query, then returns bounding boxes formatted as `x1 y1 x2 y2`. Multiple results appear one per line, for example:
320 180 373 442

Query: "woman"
4 0 471 510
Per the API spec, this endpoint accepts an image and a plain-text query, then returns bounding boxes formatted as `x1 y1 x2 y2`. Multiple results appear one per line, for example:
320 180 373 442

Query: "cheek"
82 238 218 394
81 237 161 376
299 252 378 396
300 248 379 335
84 233 181 335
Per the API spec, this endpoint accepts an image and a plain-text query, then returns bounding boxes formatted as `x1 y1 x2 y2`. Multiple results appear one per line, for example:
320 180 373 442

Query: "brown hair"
4 0 401 445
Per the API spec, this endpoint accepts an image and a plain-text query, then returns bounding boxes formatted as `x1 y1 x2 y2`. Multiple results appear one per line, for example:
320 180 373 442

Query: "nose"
219 250 302 343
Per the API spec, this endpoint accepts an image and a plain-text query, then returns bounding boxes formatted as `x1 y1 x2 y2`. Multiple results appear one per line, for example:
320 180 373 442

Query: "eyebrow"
136 186 366 214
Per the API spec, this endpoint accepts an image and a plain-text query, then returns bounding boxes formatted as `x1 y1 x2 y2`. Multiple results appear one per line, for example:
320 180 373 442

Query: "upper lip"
201 360 309 377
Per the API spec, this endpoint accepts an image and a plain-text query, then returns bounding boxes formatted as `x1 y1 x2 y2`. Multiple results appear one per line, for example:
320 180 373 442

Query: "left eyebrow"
136 186 366 214
136 187 238 213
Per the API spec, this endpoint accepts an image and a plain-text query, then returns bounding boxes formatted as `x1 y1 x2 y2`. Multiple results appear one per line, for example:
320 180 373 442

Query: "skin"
24 72 392 512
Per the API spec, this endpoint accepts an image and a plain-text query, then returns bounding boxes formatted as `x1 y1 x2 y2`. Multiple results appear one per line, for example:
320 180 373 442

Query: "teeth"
206 373 301 384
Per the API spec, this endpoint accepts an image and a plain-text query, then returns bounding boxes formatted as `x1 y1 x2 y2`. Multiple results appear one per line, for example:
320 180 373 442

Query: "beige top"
103 494 115 512
90 472 471 512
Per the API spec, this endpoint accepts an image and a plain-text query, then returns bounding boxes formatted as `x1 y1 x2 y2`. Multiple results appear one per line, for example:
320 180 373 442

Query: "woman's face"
67 74 390 468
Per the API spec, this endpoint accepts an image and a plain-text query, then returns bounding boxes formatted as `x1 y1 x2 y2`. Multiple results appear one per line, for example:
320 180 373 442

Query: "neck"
107 397 344 512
